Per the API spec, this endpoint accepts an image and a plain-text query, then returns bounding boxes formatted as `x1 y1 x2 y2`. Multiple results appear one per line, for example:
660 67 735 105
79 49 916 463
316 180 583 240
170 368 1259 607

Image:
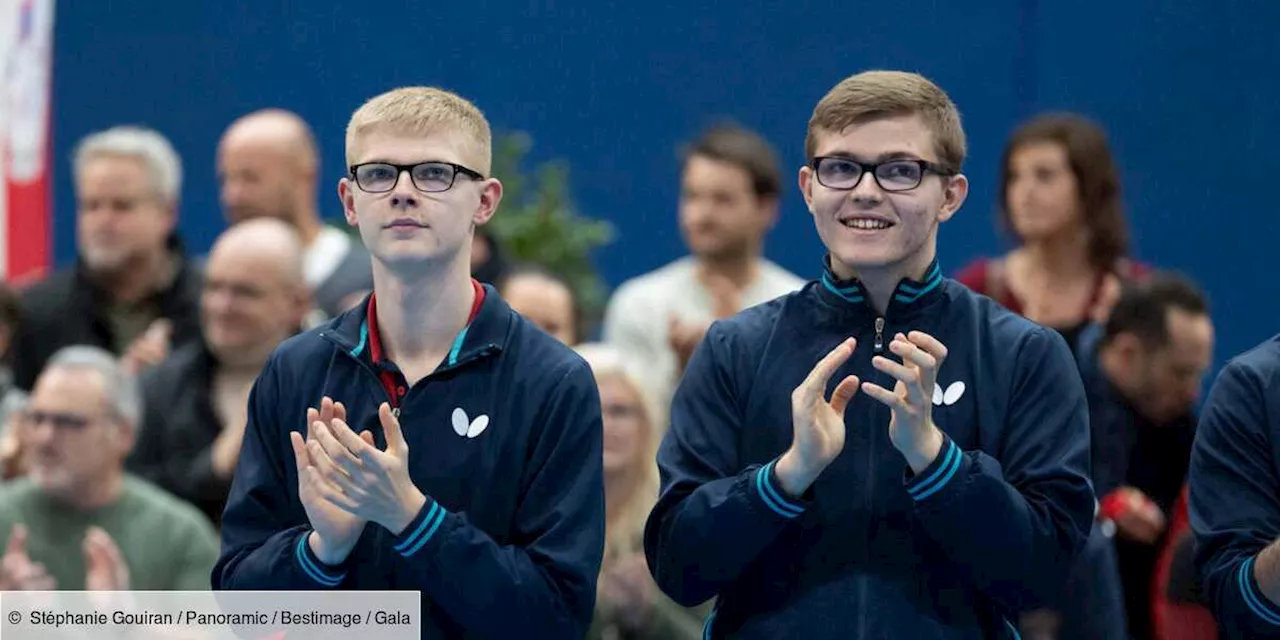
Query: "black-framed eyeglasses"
348 161 485 194
811 156 956 192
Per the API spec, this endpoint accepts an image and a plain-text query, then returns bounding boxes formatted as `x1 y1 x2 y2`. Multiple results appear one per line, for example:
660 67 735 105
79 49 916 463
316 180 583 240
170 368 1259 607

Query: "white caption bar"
0 590 420 639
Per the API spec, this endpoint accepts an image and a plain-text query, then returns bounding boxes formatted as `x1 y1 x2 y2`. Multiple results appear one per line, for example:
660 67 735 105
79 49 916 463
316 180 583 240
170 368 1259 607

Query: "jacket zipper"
860 316 887 637
350 358 398 414
330 341 500 421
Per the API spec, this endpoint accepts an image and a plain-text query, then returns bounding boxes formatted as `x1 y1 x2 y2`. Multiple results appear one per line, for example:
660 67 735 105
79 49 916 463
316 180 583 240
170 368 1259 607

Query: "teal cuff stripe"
1004 618 1023 639
446 325 470 366
393 502 439 553
755 462 803 518
759 461 804 515
294 534 343 586
908 439 957 496
909 440 962 501
1239 557 1280 625
821 274 865 303
349 321 369 357
402 505 448 558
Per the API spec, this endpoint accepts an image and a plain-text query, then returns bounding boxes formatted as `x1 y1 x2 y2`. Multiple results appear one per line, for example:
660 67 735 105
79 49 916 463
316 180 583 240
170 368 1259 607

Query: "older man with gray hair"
10 126 204 391
0 345 218 591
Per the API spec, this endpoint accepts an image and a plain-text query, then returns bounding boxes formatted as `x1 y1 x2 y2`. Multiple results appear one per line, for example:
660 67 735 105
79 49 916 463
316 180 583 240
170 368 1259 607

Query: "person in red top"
1152 486 1219 640
955 113 1149 351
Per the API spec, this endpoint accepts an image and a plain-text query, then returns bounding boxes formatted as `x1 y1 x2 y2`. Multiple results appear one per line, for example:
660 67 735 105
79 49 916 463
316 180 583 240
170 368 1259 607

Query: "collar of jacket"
321 279 512 372
815 254 947 320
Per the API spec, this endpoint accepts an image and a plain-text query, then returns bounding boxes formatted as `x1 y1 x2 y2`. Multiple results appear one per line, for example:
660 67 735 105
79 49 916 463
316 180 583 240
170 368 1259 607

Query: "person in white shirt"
217 109 374 324
603 124 804 418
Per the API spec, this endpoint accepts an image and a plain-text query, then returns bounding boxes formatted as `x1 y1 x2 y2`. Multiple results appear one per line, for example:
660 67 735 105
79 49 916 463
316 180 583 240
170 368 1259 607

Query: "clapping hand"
860 331 948 474
306 402 426 536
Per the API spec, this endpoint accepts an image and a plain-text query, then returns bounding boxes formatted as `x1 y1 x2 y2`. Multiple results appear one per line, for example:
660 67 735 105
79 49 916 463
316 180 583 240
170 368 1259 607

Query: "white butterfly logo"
931 381 967 407
451 407 490 439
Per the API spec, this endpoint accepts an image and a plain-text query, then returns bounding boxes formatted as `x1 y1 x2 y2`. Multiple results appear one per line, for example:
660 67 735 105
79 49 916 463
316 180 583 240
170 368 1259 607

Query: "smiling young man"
212 87 606 638
643 70 1096 638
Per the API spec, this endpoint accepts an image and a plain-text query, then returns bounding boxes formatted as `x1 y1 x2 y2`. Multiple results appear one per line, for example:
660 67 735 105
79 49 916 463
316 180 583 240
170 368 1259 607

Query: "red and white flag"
1 0 55 284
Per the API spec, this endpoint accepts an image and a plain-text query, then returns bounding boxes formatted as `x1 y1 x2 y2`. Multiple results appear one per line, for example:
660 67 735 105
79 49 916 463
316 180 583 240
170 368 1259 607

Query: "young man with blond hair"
644 70 1095 638
213 87 606 637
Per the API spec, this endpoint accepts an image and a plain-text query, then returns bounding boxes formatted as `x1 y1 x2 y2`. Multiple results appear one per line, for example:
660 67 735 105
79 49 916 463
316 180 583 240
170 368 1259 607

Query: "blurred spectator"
576 343 705 640
603 124 803 418
471 226 511 286
1076 273 1214 639
956 113 1149 350
0 346 218 590
0 282 28 479
218 108 373 324
128 219 308 526
10 126 203 390
0 396 28 482
499 263 579 345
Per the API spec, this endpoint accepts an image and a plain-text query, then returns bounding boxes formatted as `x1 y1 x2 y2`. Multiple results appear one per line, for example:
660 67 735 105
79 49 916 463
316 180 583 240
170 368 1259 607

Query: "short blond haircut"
806 70 966 173
345 87 493 175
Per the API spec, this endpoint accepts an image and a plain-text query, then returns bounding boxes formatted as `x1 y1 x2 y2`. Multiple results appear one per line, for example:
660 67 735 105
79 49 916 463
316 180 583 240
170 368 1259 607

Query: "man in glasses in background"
644 70 1095 637
213 87 606 638
0 345 218 591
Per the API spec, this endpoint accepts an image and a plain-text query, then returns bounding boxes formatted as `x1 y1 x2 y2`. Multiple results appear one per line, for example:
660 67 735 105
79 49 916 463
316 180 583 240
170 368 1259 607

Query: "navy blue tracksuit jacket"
644 259 1095 639
1190 334 1280 639
212 281 606 639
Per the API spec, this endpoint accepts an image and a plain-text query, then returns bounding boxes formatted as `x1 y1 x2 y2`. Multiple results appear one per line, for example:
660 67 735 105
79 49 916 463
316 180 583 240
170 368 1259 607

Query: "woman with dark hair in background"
956 112 1149 349
959 113 1152 640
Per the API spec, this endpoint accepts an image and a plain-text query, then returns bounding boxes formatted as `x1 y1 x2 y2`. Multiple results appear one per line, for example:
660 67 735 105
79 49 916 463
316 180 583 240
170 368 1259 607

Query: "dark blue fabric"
645 263 1095 639
1190 334 1280 639
211 285 606 639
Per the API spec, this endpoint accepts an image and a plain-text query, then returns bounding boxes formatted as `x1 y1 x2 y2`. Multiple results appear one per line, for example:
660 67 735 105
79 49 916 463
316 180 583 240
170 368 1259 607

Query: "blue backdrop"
50 0 1279 371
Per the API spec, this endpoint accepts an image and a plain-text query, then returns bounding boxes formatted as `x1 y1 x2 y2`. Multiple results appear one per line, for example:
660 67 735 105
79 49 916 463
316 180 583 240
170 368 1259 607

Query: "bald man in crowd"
217 109 372 324
127 218 309 525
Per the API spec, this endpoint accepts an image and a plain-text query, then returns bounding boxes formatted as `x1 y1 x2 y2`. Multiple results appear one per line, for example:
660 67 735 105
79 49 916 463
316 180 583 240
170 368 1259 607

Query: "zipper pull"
874 317 885 353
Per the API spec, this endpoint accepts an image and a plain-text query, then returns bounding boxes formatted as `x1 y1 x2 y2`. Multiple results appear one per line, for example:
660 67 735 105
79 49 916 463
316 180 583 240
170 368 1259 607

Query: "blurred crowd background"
0 2 1275 639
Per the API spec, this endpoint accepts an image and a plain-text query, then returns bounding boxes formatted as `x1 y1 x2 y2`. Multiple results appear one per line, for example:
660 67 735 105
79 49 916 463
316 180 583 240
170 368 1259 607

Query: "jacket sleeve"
130 374 232 510
643 322 813 608
383 360 605 638
1189 358 1280 639
211 352 355 590
904 326 1095 612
